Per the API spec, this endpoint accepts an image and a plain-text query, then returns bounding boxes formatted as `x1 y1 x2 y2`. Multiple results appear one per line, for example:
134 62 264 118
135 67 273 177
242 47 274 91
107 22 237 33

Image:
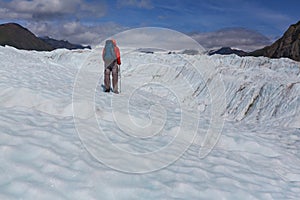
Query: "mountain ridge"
0 23 90 51
39 36 91 50
249 21 300 61
208 47 248 56
0 23 54 51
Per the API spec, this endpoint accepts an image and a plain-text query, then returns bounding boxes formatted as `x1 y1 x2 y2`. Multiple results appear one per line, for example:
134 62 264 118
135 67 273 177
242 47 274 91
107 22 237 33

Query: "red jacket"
114 46 121 65
102 40 121 65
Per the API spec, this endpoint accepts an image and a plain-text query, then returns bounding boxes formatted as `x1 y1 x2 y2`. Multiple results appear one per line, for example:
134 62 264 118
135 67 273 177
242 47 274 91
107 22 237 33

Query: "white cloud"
0 7 31 19
0 0 110 46
0 0 106 20
62 22 84 35
26 21 127 46
18 20 273 51
0 0 281 51
110 27 204 51
10 0 78 13
117 0 153 9
191 28 272 51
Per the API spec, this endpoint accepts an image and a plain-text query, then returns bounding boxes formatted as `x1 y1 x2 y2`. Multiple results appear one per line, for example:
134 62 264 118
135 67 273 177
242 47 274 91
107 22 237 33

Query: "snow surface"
1 45 300 199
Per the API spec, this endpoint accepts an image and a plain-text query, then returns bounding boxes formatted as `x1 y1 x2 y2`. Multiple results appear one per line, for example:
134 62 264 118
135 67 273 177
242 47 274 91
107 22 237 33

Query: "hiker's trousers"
104 60 118 92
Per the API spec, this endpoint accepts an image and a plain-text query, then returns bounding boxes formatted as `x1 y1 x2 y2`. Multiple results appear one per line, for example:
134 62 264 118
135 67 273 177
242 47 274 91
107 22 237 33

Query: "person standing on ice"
102 39 121 93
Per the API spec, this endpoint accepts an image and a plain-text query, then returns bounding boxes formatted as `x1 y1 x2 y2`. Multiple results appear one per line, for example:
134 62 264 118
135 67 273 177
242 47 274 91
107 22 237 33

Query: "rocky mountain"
0 23 91 51
0 23 54 51
208 47 248 56
39 36 91 50
249 21 300 61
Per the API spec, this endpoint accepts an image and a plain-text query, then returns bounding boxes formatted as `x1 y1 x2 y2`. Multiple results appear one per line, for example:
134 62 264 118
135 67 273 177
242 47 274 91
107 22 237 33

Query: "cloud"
0 0 111 46
26 21 127 46
110 27 205 51
0 0 131 46
0 7 31 19
191 28 272 51
0 0 287 50
0 0 106 21
117 0 153 9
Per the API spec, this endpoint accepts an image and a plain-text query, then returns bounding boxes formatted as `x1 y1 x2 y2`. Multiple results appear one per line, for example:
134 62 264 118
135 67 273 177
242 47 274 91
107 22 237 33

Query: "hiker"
102 39 121 93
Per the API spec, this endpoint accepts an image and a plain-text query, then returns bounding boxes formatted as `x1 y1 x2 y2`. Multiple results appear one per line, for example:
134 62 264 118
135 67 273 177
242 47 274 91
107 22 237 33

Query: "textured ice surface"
0 46 300 199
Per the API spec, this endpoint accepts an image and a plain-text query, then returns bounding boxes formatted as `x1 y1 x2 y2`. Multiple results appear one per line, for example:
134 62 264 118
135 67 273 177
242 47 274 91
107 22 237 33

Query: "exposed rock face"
0 23 91 51
208 47 248 56
39 36 91 50
0 23 54 51
250 21 300 61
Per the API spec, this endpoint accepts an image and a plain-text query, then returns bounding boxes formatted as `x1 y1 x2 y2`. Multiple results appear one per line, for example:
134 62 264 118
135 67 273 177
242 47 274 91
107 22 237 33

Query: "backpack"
103 40 116 62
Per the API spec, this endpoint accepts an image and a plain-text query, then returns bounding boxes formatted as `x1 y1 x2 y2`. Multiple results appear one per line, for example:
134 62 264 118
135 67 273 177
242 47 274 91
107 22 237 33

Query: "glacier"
0 45 300 199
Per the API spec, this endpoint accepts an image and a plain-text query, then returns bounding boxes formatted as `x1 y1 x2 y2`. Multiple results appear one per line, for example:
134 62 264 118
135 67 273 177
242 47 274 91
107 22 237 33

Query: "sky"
0 0 299 50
